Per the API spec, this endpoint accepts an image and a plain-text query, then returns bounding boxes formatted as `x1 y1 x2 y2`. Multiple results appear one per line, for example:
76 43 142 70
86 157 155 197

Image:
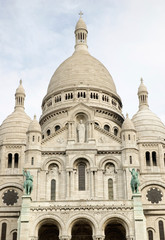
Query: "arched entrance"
105 222 126 240
71 219 93 240
38 222 59 240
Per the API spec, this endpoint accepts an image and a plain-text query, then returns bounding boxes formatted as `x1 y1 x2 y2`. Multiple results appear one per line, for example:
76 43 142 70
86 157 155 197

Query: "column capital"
60 236 71 240
93 236 105 240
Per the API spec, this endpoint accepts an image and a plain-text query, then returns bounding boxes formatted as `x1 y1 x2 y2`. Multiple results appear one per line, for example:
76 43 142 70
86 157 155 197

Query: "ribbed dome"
28 115 41 133
47 50 117 96
122 114 135 131
0 109 31 142
132 108 165 140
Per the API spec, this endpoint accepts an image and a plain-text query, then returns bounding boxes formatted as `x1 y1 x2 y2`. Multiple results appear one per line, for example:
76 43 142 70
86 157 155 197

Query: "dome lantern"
138 78 149 110
74 12 88 52
15 80 25 110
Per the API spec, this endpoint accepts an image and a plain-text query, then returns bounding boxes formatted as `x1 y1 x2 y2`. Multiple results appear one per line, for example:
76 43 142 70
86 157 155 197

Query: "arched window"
51 179 56 201
47 129 51 136
42 135 44 139
159 220 165 240
13 232 17 240
128 134 131 140
55 125 60 131
94 122 99 126
146 151 150 166
104 125 110 132
152 151 157 166
8 153 12 168
130 156 132 164
31 157 34 165
1 222 7 240
32 135 35 142
114 128 118 136
108 179 113 200
148 230 153 240
78 163 85 191
14 153 19 168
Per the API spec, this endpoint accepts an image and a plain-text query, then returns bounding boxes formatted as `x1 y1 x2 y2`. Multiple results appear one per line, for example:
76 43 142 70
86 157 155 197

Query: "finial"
34 115 36 120
126 113 129 118
20 79 22 85
79 11 83 18
140 77 143 84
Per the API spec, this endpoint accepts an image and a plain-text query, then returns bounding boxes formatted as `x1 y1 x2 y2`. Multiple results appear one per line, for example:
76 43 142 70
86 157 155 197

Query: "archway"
38 222 59 240
105 222 126 240
71 219 93 240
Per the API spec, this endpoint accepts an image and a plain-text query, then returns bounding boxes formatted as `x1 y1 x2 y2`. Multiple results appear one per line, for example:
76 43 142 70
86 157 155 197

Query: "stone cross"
79 11 83 17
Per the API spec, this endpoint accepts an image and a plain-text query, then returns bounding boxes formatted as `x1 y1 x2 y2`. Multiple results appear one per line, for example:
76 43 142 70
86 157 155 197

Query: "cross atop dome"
79 11 83 18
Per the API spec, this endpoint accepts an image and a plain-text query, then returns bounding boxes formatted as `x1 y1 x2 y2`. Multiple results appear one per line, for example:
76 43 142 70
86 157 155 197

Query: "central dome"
47 50 117 95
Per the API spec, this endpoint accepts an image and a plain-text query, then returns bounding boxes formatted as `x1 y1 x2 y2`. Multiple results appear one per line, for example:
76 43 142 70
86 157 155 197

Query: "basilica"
0 15 165 240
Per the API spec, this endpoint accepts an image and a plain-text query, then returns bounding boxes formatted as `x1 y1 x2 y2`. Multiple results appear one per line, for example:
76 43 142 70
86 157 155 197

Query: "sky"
0 0 165 125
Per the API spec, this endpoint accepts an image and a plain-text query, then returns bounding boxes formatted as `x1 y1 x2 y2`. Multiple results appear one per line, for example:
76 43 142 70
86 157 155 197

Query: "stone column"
87 121 95 143
90 170 94 198
17 195 32 240
132 193 147 240
66 170 70 198
68 121 75 143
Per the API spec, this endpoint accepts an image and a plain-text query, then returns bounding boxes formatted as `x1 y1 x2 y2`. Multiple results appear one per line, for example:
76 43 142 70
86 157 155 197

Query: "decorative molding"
31 204 133 212
97 151 121 155
42 151 66 155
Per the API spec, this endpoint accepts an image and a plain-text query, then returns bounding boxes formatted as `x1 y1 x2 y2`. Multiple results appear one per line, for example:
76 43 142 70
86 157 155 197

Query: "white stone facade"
0 16 165 240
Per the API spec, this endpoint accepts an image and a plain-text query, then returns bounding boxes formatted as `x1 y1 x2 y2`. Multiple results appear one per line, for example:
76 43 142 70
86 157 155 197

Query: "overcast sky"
0 0 165 125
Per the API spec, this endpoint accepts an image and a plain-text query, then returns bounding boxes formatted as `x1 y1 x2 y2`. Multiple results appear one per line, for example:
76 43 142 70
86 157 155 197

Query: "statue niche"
77 119 86 143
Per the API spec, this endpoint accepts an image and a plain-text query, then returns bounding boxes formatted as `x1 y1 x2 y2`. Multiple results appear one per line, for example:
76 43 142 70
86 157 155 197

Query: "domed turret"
122 113 135 131
121 114 138 167
132 79 165 140
28 115 41 133
26 115 41 168
121 114 137 148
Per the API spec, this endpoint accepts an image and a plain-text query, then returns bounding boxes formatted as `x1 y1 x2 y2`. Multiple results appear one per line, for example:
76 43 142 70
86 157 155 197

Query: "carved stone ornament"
2 189 19 206
146 187 163 203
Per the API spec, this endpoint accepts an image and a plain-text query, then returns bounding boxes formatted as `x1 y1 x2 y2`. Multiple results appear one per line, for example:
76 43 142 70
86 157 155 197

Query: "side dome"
47 50 117 96
132 108 165 140
132 79 165 140
0 81 31 143
0 110 31 142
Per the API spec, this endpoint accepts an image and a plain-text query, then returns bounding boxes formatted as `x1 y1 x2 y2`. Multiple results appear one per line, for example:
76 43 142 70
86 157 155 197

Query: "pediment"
94 125 122 145
68 102 94 120
41 126 67 148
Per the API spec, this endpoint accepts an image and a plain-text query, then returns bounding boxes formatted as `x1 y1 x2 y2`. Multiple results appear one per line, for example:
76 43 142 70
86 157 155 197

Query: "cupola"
138 78 148 110
15 80 25 110
74 12 88 51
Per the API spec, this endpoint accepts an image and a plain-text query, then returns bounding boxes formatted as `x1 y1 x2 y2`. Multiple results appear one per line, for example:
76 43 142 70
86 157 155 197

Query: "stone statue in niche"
105 163 115 174
77 119 85 143
49 164 59 174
